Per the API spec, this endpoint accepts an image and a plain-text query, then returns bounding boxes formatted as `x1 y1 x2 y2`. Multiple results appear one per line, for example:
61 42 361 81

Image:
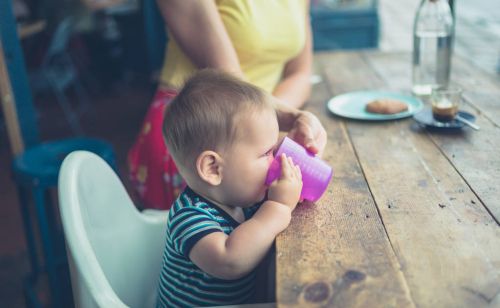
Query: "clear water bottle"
412 0 454 96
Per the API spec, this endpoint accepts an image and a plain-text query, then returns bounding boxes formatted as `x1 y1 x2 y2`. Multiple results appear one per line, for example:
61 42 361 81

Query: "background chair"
1 3 117 306
29 17 89 135
58 151 167 308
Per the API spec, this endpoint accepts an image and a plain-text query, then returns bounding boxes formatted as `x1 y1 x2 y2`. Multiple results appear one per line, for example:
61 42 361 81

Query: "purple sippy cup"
265 137 333 202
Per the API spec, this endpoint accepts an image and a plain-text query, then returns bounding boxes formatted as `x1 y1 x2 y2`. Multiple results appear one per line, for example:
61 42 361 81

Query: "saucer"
413 108 476 129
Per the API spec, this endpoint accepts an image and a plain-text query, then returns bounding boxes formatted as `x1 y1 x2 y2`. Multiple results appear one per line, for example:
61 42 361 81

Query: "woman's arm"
156 0 244 77
272 0 313 109
270 1 326 155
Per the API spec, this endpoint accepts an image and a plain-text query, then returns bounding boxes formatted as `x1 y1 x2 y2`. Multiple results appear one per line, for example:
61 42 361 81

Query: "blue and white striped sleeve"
169 207 223 257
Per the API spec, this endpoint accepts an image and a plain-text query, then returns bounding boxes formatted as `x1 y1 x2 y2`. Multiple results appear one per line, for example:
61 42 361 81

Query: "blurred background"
1 0 499 306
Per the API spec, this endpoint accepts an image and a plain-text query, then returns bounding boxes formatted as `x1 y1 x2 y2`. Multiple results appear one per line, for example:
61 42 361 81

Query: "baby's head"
163 69 279 207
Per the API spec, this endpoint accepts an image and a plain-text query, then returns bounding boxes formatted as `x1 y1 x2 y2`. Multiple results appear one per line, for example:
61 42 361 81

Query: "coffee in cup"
431 87 462 122
432 102 458 122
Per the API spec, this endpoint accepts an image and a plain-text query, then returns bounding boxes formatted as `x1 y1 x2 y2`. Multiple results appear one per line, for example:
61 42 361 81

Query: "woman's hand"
287 111 327 156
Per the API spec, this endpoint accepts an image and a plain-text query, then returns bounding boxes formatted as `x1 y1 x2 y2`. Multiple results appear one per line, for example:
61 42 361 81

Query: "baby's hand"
268 154 303 210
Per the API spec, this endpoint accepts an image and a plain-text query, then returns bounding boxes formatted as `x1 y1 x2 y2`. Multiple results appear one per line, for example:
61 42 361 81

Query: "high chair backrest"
58 151 168 308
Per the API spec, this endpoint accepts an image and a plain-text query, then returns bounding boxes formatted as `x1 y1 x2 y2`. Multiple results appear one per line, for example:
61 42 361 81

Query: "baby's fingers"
287 156 300 180
294 164 302 180
287 157 300 179
280 154 292 179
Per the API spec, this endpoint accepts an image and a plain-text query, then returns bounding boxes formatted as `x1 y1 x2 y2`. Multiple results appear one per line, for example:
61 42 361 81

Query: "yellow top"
160 0 307 93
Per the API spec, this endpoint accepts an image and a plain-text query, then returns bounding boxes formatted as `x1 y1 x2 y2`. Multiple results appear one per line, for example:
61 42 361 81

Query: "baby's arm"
190 154 302 280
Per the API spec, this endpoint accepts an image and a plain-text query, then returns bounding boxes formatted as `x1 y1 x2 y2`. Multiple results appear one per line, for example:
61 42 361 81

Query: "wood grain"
321 51 500 307
276 52 414 308
452 56 500 128
364 51 500 221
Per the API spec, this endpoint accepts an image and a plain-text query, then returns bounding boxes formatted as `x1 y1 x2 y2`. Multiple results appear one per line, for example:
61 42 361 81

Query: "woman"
128 0 327 210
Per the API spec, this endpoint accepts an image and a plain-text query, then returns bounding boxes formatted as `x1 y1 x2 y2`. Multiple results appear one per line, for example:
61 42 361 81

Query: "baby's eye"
264 149 274 157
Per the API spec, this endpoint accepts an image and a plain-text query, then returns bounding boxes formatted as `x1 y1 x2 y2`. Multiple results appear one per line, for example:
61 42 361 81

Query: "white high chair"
58 151 167 308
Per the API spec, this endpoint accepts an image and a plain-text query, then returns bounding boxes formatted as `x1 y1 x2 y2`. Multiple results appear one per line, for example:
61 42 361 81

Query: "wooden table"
276 51 500 307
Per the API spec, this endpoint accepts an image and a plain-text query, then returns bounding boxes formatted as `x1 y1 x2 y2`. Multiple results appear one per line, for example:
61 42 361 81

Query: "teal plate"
327 91 424 121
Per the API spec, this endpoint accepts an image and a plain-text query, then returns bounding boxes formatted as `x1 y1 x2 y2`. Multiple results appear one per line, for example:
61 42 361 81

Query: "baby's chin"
256 193 267 204
239 190 267 208
255 189 269 204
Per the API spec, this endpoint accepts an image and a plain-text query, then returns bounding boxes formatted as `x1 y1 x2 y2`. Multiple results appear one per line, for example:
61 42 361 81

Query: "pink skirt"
127 89 185 210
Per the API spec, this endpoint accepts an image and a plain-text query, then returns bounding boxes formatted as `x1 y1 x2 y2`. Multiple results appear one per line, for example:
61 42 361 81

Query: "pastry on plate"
365 99 408 114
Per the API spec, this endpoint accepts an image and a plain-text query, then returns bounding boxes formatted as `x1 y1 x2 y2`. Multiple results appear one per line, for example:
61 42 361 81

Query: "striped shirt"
157 187 260 307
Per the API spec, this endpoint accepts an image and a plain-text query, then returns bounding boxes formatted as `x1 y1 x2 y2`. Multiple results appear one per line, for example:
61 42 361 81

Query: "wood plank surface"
275 52 415 308
452 56 500 127
379 0 500 75
363 51 500 221
318 51 500 307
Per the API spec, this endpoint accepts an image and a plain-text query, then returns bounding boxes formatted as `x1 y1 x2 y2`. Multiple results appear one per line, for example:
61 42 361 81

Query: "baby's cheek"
263 158 274 182
267 155 275 165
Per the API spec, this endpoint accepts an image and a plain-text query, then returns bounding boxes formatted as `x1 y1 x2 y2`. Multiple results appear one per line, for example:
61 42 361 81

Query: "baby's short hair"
163 69 272 171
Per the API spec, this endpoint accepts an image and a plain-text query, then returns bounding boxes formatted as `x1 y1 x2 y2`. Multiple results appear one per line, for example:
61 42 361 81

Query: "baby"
157 69 302 307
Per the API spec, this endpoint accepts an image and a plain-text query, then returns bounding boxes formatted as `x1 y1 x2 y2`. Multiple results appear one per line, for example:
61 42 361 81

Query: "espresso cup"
431 87 462 122
265 137 333 202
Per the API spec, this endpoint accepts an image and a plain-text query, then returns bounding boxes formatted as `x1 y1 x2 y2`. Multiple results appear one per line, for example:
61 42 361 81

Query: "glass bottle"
412 0 454 96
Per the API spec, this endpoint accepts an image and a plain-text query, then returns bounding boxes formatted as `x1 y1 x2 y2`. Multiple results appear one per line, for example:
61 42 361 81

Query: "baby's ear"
196 151 223 186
